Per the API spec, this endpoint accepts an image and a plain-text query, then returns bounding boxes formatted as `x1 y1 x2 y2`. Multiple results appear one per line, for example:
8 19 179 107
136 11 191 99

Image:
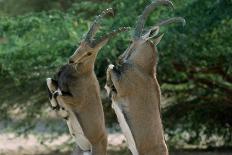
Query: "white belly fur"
112 101 138 155
53 101 92 152
66 109 92 151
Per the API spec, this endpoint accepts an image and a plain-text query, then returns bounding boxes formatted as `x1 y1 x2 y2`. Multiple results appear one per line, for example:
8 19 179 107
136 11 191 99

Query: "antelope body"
46 8 129 155
105 1 185 155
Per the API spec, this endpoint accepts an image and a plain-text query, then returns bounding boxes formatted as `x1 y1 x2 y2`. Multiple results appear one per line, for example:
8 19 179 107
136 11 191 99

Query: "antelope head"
69 8 130 73
118 0 185 74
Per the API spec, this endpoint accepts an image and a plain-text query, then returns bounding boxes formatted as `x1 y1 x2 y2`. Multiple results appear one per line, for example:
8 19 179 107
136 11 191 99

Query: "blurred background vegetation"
0 0 231 152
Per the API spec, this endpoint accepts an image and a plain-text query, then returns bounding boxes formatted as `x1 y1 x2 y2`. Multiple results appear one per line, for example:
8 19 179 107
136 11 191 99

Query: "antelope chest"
111 99 139 155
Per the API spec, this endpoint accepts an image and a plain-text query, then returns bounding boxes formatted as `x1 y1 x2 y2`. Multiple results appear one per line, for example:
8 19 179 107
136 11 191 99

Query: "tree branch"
172 62 232 83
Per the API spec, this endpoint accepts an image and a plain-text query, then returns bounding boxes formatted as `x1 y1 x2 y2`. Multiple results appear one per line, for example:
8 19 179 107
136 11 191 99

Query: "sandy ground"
0 133 126 155
0 133 231 155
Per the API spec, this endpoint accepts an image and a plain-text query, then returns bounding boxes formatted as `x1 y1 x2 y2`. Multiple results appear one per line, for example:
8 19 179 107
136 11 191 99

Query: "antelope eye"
86 52 92 56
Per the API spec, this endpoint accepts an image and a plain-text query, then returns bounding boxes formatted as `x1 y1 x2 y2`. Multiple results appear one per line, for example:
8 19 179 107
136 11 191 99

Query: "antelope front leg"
105 64 121 98
105 64 114 96
46 78 61 110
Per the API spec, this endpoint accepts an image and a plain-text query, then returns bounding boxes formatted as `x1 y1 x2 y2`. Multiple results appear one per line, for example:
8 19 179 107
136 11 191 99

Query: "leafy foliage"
159 0 232 147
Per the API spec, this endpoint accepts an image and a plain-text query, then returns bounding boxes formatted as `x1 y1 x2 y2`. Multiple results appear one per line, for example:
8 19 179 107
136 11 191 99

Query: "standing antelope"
46 8 129 155
105 1 185 155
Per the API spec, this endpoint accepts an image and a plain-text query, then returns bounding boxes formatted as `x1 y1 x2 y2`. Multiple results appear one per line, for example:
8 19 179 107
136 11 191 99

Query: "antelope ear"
142 26 160 40
151 33 164 46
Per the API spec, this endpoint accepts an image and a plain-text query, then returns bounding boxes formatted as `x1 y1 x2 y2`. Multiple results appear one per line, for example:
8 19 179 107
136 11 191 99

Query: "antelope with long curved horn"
46 8 130 155
105 1 185 155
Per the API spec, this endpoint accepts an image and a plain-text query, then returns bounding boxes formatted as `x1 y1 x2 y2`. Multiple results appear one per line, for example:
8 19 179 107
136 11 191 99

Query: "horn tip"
178 17 186 26
156 0 175 9
168 0 175 9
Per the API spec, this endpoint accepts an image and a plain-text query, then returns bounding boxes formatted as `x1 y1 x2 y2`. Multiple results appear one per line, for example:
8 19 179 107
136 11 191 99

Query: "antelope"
46 8 130 155
105 1 185 155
